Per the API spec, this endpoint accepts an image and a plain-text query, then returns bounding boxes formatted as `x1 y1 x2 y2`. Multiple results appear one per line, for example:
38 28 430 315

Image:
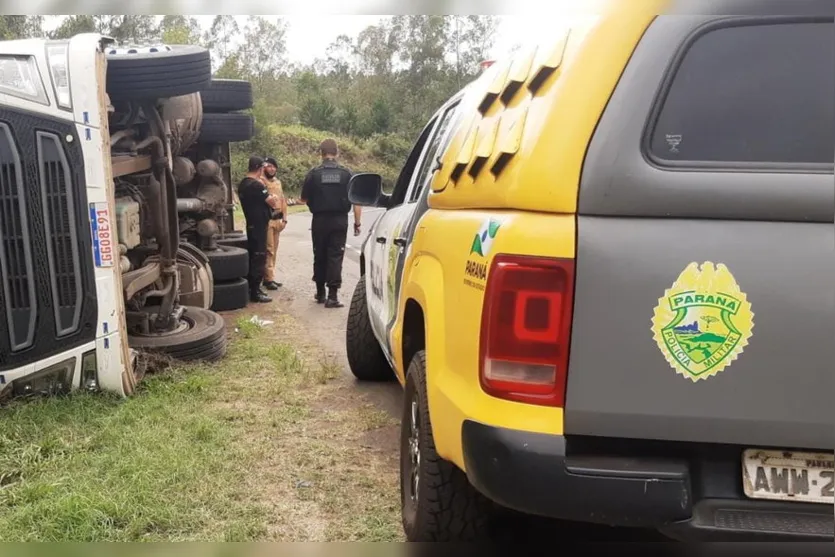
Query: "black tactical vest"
308 161 352 215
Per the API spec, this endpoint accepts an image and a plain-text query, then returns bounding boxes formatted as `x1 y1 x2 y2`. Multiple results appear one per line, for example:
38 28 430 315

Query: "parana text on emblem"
651 262 754 382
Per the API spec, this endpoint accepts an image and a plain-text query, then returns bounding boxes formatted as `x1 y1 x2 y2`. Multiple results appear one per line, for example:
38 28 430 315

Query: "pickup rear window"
649 20 834 167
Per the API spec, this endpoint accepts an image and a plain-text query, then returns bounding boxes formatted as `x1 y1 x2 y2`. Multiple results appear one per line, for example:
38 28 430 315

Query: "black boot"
264 280 282 290
251 290 272 304
325 288 344 309
315 284 326 304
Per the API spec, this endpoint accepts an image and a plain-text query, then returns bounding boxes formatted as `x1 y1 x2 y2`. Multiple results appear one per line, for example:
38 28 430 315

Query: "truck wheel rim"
132 316 192 337
408 398 421 503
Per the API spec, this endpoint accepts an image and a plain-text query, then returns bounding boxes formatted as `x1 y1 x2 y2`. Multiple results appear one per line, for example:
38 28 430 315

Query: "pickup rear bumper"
461 420 834 541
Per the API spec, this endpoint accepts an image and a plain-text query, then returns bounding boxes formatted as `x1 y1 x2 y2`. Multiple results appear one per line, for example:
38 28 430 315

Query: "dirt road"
266 207 401 416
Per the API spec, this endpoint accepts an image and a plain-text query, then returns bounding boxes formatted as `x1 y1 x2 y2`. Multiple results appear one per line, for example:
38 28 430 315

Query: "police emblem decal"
651 262 754 382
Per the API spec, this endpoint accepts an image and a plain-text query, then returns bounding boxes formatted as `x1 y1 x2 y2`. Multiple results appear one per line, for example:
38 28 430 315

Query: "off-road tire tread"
346 276 394 381
211 278 250 313
204 245 249 282
106 45 212 101
403 351 494 541
200 79 254 112
199 113 255 143
216 233 249 251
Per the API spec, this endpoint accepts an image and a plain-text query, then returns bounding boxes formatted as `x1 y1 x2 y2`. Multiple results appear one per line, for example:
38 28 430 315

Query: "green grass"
0 317 401 542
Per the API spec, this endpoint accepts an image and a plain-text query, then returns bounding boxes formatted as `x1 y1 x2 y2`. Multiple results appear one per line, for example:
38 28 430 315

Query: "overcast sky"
43 12 595 66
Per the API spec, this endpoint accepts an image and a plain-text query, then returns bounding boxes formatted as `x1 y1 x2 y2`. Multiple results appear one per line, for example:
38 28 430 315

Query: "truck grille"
0 108 97 372
0 123 36 352
38 132 82 337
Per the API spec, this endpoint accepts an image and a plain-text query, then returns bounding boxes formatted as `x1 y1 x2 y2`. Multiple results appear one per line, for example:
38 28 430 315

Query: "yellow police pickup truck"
344 0 834 542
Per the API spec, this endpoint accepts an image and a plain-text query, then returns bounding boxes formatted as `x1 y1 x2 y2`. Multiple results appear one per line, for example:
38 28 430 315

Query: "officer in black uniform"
238 156 281 304
300 139 362 308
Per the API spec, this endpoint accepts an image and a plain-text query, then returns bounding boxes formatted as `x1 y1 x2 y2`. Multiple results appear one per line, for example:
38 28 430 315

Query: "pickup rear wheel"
128 306 228 363
346 275 394 381
401 351 494 541
106 45 212 101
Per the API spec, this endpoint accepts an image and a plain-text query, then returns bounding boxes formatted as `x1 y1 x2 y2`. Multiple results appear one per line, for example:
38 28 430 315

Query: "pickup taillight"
479 255 576 408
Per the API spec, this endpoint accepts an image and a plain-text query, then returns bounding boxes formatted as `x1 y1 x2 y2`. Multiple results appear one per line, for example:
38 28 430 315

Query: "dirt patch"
212 305 403 540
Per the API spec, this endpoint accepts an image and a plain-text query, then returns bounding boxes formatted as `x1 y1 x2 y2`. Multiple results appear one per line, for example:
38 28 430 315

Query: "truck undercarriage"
0 35 255 398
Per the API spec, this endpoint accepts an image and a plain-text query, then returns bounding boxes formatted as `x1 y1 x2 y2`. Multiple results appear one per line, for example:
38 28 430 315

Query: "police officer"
262 156 287 291
238 156 281 304
300 139 361 308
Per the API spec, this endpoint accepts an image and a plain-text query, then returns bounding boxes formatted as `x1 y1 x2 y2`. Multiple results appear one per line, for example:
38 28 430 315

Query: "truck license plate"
742 449 833 505
89 202 115 268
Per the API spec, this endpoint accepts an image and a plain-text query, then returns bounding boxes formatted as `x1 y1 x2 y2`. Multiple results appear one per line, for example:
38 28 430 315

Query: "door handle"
393 238 407 247
376 237 387 244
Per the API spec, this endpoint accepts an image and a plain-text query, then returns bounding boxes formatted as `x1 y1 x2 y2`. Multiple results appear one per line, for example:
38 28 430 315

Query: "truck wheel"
216 232 249 251
211 278 250 313
205 245 249 282
106 45 212 101
401 351 494 541
200 79 254 112
199 113 254 143
128 307 228 363
346 276 394 381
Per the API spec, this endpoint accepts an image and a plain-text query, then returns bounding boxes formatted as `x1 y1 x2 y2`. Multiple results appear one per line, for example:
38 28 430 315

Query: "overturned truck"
0 34 254 398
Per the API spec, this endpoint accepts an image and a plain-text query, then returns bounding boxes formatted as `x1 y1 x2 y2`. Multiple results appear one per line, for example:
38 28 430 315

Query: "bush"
365 134 413 169
231 124 405 195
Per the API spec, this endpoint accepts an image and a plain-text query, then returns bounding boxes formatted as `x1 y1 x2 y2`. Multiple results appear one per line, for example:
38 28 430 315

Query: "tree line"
1 15 500 143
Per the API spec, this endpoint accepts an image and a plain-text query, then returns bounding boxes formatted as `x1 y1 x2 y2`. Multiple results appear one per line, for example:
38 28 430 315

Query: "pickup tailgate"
565 219 831 449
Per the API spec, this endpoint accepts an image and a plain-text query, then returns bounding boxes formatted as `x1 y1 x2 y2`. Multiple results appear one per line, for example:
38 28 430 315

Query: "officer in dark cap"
300 138 362 308
238 155 281 304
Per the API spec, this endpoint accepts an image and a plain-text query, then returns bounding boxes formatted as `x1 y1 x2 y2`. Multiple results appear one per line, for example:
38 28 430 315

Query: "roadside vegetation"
3 15 501 194
0 316 400 542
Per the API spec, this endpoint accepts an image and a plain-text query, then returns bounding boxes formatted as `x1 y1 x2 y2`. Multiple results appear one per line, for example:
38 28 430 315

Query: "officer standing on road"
262 156 287 291
238 156 281 304
300 139 362 308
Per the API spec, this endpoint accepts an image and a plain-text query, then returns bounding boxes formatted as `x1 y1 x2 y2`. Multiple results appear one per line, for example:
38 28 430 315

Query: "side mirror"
348 173 384 207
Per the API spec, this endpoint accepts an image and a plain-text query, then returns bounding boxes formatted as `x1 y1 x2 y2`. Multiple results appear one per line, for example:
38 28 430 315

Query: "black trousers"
246 223 268 295
311 213 348 290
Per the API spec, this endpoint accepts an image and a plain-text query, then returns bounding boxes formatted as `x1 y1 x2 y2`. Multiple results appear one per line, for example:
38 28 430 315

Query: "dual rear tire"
204 246 250 313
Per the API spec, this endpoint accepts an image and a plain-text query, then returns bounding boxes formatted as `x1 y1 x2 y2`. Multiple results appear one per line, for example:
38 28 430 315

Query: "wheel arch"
397 255 452 452
401 298 426 382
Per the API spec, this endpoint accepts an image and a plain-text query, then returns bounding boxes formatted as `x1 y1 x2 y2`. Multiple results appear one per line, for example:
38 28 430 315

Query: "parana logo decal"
651 262 754 382
470 218 501 258
464 218 502 291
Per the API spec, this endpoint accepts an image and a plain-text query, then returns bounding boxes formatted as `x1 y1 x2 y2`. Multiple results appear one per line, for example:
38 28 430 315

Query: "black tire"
128 306 228 363
211 278 250 313
346 276 394 381
204 245 249 282
199 113 254 143
216 232 249 251
401 351 494 541
106 45 212 101
201 79 254 112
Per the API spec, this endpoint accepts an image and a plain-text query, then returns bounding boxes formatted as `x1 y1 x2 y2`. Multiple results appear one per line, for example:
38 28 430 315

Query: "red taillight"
479 255 575 408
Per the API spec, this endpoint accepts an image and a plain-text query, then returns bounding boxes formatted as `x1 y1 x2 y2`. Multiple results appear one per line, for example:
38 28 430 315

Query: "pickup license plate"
742 449 834 505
